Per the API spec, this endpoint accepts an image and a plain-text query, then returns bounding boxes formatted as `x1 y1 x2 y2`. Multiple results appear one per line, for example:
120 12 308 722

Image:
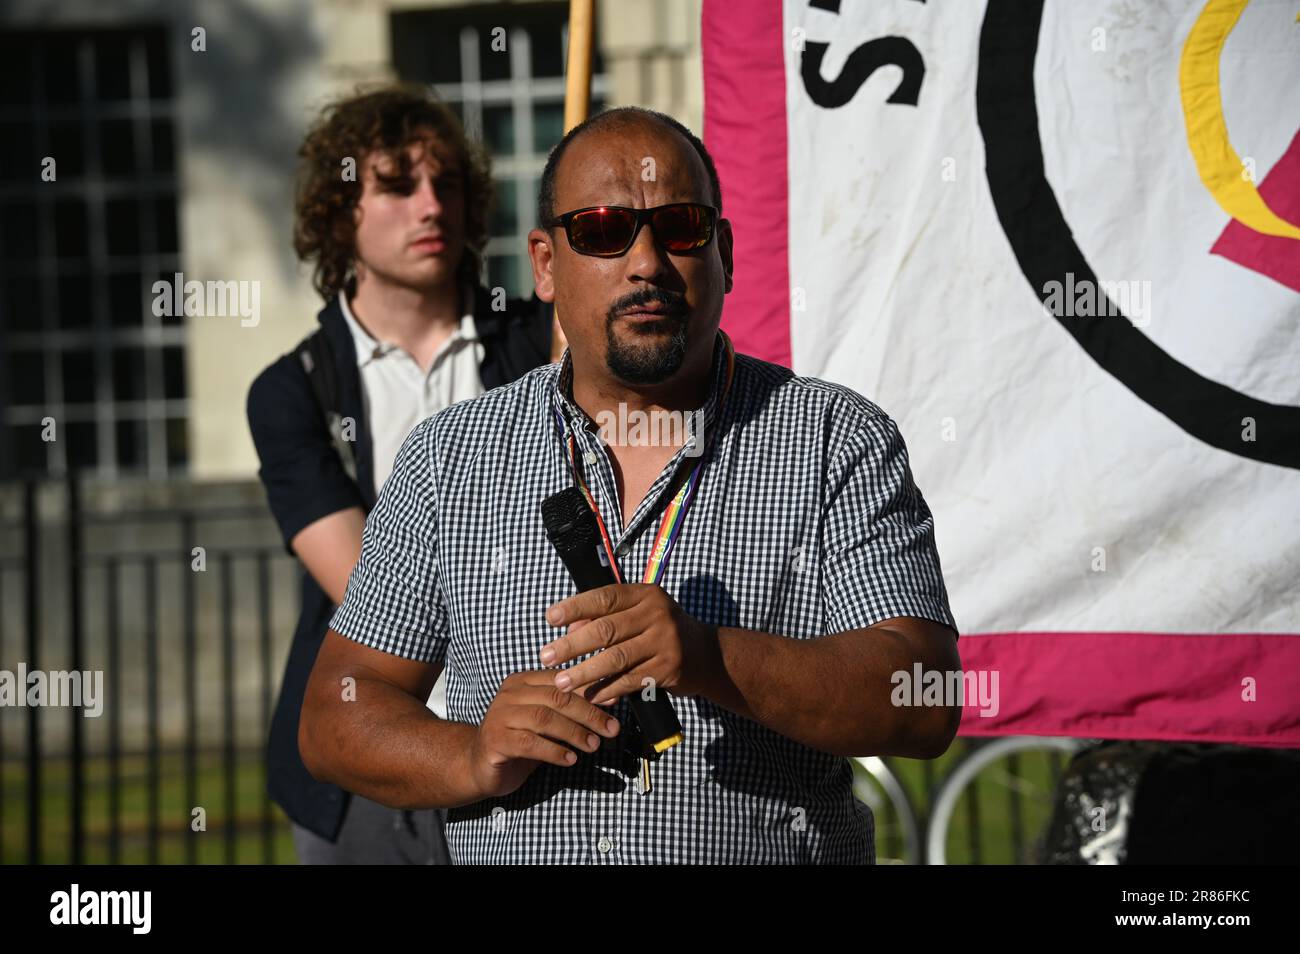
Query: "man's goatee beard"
605 315 690 385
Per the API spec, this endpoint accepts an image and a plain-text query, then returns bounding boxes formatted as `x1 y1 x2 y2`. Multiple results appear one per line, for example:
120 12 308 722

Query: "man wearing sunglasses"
302 106 960 864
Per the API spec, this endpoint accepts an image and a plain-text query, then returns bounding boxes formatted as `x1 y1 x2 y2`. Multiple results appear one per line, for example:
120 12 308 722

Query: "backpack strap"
294 329 360 485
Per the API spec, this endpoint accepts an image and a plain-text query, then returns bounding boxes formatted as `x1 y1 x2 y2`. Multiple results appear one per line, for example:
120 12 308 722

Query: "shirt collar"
551 330 732 436
338 284 478 369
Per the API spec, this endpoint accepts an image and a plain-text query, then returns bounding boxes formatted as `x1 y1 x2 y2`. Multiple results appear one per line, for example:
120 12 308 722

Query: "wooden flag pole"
564 0 595 134
549 0 595 361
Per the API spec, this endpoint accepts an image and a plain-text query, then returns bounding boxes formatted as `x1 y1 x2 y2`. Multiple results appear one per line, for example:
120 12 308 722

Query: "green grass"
1 750 296 865
861 739 1072 864
3 738 1071 865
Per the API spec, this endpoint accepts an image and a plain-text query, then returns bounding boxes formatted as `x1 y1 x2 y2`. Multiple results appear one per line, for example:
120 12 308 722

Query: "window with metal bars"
391 3 608 300
0 26 185 479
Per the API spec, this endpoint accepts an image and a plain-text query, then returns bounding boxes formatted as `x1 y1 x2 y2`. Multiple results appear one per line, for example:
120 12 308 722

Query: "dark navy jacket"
246 287 552 840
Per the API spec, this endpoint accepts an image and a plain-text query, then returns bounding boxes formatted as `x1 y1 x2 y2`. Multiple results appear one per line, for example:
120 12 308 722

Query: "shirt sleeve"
821 409 958 637
329 419 449 664
246 355 366 556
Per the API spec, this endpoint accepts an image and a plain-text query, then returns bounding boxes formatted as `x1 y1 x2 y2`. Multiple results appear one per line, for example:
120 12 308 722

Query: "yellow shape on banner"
1179 0 1300 238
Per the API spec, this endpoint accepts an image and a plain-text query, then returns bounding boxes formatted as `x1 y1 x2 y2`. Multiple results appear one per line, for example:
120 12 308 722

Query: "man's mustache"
606 288 690 323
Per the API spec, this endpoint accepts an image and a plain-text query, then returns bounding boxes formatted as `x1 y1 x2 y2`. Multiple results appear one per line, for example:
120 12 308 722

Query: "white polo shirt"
338 287 484 716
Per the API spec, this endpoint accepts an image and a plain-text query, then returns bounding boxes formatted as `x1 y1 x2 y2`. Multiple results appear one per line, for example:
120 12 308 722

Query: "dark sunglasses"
547 202 717 257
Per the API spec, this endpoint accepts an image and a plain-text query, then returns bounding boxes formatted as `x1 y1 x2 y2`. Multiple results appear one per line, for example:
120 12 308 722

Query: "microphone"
541 487 684 753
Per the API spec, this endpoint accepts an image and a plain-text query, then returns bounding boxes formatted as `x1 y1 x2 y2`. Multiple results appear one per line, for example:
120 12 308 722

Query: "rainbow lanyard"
554 332 736 586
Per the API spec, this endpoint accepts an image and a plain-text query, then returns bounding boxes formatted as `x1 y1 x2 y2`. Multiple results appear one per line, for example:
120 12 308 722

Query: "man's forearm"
302 676 484 810
700 621 958 758
290 507 365 606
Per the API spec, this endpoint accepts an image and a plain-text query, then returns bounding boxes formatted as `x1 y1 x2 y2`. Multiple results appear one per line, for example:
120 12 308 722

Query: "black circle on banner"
975 0 1300 469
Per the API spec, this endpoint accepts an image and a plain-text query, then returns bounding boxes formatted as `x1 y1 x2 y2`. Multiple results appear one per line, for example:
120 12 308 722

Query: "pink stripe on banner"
701 0 792 367
955 632 1300 748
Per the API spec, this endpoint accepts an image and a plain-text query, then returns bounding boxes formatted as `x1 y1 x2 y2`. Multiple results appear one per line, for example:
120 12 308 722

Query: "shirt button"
597 837 613 853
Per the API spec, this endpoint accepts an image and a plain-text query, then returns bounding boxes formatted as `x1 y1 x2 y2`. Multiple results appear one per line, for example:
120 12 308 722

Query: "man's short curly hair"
293 84 492 300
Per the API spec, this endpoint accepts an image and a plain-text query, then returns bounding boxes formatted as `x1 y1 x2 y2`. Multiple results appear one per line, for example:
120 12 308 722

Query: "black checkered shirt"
331 332 957 864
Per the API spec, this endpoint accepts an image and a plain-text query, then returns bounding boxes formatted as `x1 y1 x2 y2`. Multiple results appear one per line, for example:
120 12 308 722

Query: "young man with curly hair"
247 85 553 864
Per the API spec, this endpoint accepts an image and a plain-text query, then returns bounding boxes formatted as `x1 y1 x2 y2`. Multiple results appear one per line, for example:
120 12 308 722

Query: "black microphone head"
541 487 598 550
